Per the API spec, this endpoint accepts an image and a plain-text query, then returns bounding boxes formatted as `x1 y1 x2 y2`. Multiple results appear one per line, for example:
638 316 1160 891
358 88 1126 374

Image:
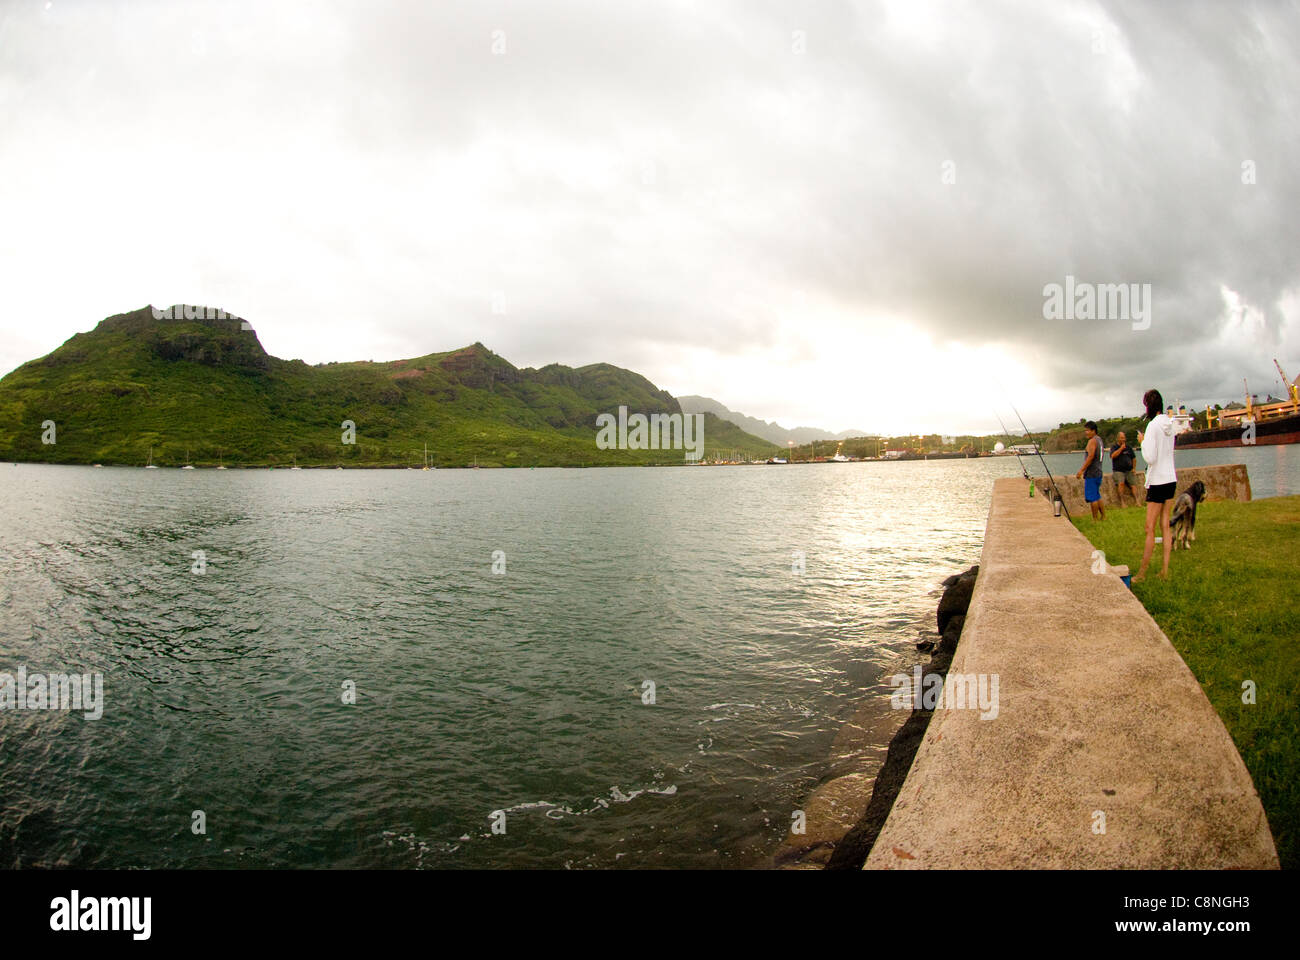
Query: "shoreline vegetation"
5 455 1061 470
773 565 979 869
0 306 778 468
1075 497 1300 869
0 306 1260 468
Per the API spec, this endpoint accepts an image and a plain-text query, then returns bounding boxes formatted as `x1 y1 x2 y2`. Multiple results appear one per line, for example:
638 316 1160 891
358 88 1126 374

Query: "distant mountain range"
0 306 778 467
676 395 869 446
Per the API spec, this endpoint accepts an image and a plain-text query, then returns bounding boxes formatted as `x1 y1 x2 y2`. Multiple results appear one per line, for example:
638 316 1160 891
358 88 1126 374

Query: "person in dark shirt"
1109 430 1137 506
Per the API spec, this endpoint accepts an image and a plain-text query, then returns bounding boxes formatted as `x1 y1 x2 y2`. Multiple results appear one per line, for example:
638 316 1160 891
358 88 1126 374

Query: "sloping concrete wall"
1035 463 1251 515
864 476 1277 869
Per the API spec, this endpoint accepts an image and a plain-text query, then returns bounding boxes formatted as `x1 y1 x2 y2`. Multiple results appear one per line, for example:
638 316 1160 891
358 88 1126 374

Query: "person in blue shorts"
1074 420 1106 521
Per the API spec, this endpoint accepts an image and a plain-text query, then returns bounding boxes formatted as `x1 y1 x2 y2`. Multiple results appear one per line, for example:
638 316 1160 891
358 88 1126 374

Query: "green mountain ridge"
0 306 778 467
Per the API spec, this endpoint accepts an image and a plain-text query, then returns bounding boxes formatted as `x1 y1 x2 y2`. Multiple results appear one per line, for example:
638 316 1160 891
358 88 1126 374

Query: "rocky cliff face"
97 305 272 371
436 342 521 390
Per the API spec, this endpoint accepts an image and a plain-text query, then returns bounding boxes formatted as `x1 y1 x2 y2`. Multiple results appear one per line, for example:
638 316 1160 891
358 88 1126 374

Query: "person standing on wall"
1074 421 1106 521
1135 389 1177 582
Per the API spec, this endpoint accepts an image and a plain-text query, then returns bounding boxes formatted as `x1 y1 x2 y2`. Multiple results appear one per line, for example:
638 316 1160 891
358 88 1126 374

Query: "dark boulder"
937 565 978 633
939 614 964 654
929 614 965 673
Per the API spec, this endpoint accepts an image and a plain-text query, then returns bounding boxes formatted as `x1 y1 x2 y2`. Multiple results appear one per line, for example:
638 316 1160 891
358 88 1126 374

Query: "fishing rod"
1009 402 1071 522
993 411 1030 480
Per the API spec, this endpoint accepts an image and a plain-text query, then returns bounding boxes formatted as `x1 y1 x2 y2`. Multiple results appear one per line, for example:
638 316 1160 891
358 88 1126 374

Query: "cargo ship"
1175 359 1300 449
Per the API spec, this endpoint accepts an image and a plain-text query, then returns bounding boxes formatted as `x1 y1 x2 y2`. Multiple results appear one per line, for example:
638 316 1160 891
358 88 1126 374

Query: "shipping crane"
1275 358 1299 405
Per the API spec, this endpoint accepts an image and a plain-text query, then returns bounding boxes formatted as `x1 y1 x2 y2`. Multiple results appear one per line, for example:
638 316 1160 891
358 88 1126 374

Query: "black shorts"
1146 481 1177 504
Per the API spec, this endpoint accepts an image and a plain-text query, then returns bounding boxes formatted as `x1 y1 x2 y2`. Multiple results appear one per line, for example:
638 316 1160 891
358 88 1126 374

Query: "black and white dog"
1170 480 1207 550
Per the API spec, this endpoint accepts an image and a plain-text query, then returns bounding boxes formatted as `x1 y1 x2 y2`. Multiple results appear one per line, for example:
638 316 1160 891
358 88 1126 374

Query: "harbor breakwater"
776 472 1277 869
863 476 1276 868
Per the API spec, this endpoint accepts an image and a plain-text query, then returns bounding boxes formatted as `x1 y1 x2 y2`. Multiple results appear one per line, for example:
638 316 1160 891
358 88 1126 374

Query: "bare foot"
1157 570 1169 580
1132 572 1146 584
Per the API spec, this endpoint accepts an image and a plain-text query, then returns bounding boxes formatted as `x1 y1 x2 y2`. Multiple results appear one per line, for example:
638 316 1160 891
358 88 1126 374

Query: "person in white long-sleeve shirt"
1134 388 1178 582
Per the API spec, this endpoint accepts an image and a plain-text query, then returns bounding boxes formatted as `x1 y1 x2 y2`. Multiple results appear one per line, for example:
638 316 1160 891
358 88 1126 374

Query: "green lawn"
1075 496 1300 869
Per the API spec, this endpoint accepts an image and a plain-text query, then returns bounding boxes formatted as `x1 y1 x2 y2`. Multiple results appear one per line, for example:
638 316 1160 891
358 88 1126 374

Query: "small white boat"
145 446 158 469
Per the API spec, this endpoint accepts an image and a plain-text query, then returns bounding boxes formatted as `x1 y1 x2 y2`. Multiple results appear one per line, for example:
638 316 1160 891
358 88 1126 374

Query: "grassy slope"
0 307 777 467
1074 497 1300 868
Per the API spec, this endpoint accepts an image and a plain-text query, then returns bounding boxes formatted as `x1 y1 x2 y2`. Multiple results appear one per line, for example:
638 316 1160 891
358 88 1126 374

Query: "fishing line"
1009 402 1071 522
993 411 1030 480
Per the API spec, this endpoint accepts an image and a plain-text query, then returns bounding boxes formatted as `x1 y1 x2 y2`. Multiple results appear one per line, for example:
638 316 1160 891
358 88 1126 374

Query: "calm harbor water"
1 445 1294 868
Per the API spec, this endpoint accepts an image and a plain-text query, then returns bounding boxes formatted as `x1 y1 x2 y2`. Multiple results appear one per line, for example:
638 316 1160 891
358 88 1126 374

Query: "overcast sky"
2 0 1297 434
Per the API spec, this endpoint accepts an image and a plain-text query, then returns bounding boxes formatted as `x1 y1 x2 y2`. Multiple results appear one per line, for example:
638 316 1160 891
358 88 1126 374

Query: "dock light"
1053 493 1062 517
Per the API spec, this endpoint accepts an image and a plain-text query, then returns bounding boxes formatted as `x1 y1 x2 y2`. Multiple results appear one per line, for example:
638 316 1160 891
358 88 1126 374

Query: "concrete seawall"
1035 463 1251 515
863 476 1278 869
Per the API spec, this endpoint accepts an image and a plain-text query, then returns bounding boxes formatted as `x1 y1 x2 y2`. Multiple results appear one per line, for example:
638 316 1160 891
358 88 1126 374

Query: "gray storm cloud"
0 0 1296 432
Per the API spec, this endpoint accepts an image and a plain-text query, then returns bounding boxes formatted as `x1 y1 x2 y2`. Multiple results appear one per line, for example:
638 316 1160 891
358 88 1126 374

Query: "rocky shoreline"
772 564 979 870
